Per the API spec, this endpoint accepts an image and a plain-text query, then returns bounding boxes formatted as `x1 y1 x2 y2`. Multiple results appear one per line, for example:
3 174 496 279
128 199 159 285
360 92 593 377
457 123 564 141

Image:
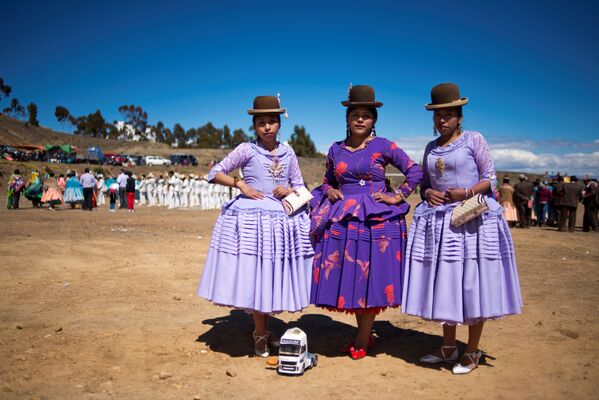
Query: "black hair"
252 114 281 128
84 168 90 173
346 106 378 124
14 169 20 174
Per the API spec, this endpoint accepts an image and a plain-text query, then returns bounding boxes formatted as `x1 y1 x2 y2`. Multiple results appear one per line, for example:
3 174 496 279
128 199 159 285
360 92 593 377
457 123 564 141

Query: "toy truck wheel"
312 354 318 368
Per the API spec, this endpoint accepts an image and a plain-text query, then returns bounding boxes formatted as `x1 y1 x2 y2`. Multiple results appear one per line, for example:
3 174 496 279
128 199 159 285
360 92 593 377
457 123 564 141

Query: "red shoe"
350 347 367 360
349 335 375 360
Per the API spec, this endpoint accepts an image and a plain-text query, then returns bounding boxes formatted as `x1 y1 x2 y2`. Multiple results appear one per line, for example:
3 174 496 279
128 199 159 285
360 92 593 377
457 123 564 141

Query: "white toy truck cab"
277 328 318 375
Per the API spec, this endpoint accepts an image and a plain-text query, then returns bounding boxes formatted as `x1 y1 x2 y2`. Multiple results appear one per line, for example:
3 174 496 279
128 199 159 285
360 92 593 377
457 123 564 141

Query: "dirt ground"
1 197 598 400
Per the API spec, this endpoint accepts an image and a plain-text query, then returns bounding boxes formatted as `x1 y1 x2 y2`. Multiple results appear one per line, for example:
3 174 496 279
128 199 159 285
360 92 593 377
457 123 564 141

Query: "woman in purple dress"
198 95 314 358
310 85 423 360
402 83 522 374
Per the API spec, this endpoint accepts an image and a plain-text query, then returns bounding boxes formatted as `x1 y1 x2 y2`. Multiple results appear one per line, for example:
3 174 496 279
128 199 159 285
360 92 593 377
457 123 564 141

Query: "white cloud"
398 135 599 176
393 135 430 163
319 135 599 177
490 149 599 176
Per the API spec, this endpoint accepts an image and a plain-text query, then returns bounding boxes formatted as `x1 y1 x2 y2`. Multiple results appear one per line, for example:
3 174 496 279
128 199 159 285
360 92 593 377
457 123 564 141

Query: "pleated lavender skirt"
402 200 523 325
198 196 314 314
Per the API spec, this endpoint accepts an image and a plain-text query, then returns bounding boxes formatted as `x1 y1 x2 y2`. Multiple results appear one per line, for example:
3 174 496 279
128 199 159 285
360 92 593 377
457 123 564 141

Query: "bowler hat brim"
247 108 286 115
425 98 468 110
341 101 383 108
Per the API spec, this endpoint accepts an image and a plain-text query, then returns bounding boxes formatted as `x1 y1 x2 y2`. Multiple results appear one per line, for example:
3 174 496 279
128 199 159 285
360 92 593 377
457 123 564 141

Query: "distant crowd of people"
497 174 598 232
5 168 240 212
6 167 599 233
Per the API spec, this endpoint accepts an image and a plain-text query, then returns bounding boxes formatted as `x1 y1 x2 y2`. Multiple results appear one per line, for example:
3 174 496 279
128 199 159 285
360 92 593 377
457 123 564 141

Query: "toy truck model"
277 328 318 375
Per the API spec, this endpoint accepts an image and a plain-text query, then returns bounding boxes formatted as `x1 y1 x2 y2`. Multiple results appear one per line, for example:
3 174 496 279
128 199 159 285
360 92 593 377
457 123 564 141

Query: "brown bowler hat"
247 96 286 115
341 85 383 107
425 82 468 110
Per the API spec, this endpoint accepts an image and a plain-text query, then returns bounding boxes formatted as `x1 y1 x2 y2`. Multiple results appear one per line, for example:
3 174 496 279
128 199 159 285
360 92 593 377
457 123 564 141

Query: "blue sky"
2 0 598 175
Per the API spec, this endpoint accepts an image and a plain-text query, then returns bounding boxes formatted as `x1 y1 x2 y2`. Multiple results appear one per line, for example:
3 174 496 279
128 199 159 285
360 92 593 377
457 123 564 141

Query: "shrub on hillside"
93 166 106 176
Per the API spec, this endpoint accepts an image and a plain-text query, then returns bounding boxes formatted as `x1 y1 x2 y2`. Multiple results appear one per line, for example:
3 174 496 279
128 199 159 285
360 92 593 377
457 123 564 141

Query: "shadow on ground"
196 310 494 370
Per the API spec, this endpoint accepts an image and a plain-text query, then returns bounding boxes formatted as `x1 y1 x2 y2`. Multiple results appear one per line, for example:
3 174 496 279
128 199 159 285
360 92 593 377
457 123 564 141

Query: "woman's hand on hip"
239 182 264 200
426 189 445 206
372 192 402 205
272 185 293 199
326 188 344 203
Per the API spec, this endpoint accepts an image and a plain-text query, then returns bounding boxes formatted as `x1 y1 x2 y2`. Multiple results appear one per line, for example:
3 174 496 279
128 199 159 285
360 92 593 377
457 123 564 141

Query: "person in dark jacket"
582 176 598 232
513 174 534 228
125 171 136 213
559 176 583 232
551 176 564 227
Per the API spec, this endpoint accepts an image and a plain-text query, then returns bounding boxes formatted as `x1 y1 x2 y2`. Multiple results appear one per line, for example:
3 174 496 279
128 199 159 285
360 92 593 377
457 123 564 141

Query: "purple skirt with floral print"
310 213 406 312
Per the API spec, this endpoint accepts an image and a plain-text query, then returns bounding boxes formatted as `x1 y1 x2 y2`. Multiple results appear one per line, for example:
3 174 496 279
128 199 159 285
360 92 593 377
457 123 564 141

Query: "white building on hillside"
115 121 155 142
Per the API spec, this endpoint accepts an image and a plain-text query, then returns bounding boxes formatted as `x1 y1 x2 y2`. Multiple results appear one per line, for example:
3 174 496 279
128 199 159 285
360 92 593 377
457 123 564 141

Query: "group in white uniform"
133 172 238 210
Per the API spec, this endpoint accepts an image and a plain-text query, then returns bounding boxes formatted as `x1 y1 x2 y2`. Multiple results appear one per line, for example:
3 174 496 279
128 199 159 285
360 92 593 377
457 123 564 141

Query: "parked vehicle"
127 155 146 165
1 145 22 161
85 146 105 164
104 153 128 166
169 154 198 166
145 155 171 166
277 328 318 376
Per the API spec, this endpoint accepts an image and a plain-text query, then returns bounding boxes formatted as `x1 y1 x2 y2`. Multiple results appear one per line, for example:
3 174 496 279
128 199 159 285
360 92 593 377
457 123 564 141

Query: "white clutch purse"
282 187 313 215
450 194 488 227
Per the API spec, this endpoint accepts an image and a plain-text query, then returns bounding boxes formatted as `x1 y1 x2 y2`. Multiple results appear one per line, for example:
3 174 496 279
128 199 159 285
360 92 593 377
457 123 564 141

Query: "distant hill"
0 114 169 153
0 114 544 189
0 114 328 187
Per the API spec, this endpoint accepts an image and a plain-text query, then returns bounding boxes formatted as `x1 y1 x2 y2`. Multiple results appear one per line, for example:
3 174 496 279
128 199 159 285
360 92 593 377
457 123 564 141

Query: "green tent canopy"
44 144 77 154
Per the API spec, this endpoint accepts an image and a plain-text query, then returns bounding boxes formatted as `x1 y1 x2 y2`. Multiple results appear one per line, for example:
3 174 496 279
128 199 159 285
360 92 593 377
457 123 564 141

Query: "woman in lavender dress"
310 85 423 360
402 83 522 374
198 95 313 358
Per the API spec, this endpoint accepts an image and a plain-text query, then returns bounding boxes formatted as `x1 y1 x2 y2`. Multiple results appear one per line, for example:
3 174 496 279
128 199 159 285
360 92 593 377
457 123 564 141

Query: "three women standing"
402 83 522 374
199 84 522 373
309 85 423 359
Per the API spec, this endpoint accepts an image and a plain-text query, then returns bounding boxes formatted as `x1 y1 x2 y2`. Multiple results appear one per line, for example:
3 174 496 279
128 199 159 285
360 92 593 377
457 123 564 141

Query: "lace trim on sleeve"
470 131 497 189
